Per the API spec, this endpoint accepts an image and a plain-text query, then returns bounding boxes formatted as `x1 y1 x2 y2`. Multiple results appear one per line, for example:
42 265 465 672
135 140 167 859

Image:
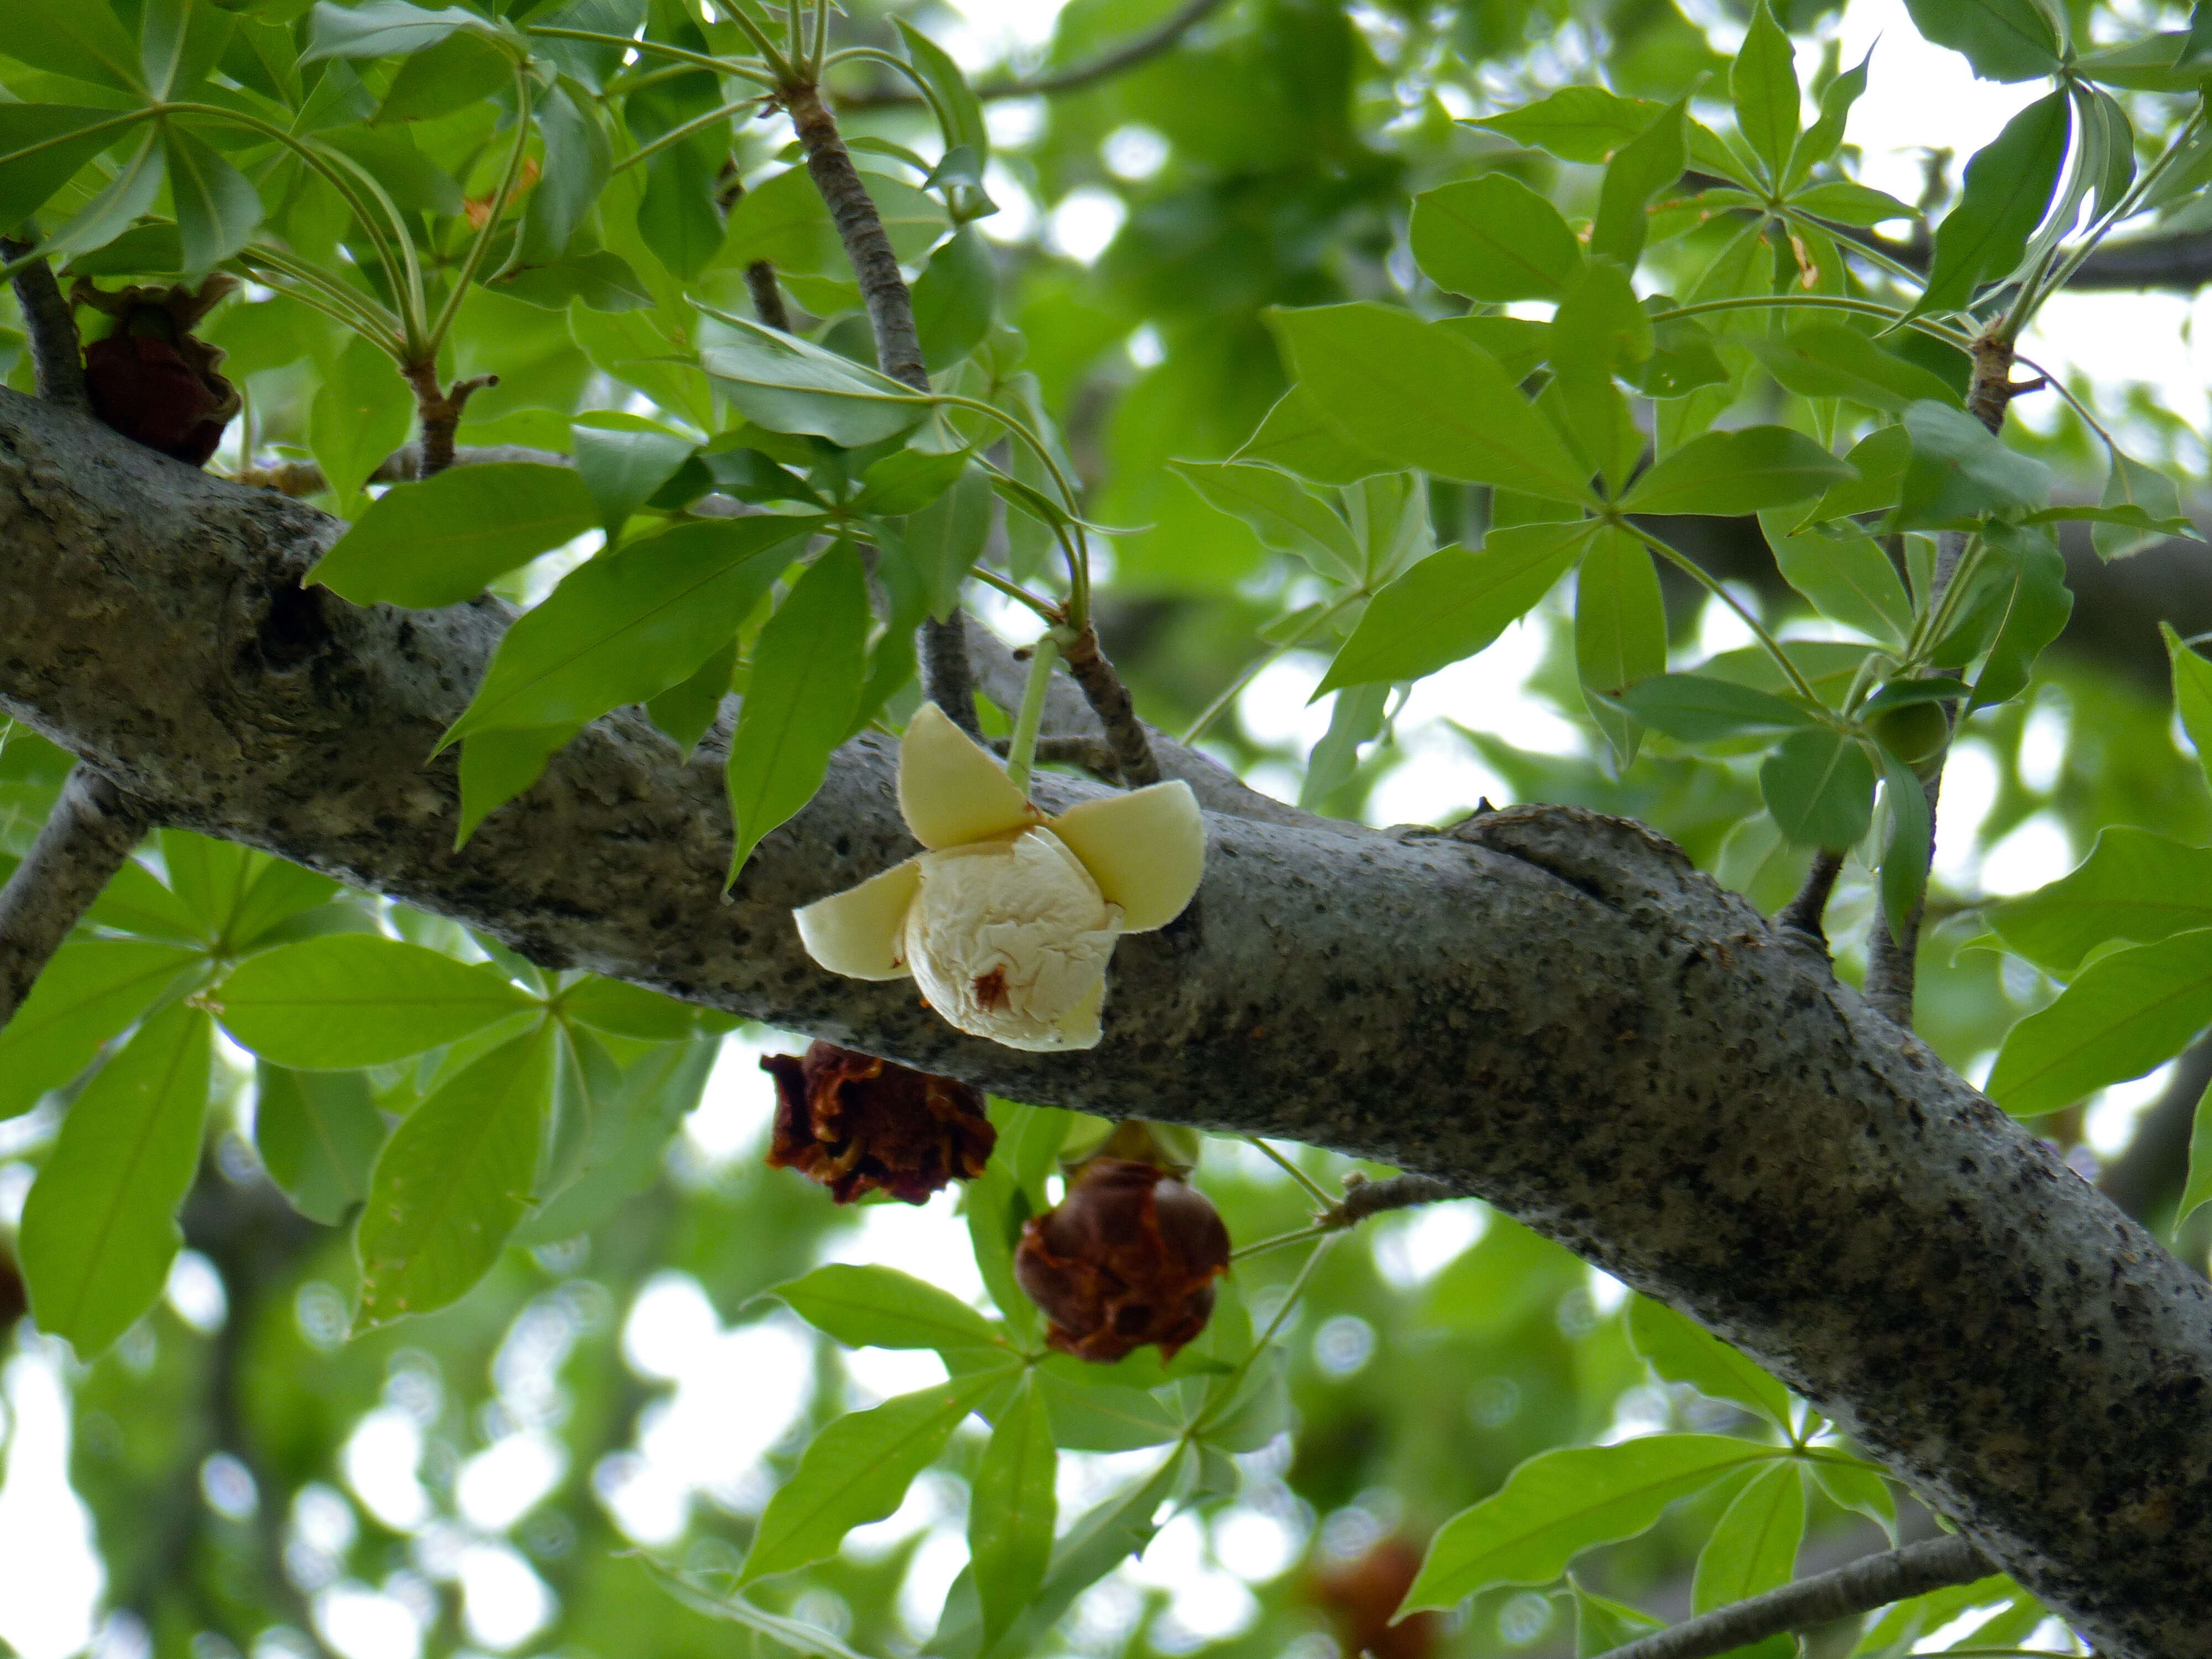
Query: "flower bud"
1014 1157 1230 1363
761 1041 994 1204
74 276 241 467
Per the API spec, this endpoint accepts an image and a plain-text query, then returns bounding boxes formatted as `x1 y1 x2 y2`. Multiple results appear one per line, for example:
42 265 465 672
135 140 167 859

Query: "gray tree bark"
2 392 2210 1656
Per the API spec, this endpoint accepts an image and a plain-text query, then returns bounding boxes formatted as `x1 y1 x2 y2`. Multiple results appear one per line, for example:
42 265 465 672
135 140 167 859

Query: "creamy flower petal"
793 858 921 980
899 701 1040 849
904 830 1120 1050
1047 781 1206 933
1051 976 1105 1050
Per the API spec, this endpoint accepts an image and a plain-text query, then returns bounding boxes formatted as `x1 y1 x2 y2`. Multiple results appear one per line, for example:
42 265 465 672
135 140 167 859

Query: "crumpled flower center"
903 828 1123 1051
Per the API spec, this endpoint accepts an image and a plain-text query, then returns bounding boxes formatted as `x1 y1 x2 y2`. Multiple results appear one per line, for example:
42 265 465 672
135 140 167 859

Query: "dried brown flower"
74 275 242 467
1308 1537 1440 1659
761 1040 994 1204
1014 1157 1230 1363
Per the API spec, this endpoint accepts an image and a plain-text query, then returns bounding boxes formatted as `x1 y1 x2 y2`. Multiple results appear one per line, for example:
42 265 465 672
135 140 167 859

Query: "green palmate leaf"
1302 680 1389 808
215 934 538 1068
1966 524 2072 709
140 0 236 100
0 939 202 1120
1786 48 1871 187
1804 421 1912 524
44 128 164 265
2094 450 2193 561
1809 1454 1897 1537
1877 745 1934 943
2175 1077 2212 1234
2167 623 2212 791
20 1002 211 1358
1318 522 1590 694
560 975 729 1041
648 637 734 757
0 107 144 236
1036 1371 1181 1451
1760 728 1876 848
1912 90 2070 316
304 0 487 60
376 24 509 116
1403 1435 1785 1611
927 1447 1198 1659
455 722 581 847
1788 180 1921 226
1893 399 2051 528
445 517 808 744
307 335 419 518
1732 0 1801 184
899 467 994 622
1621 425 1855 516
1408 174 1584 302
1988 826 2212 974
637 144 724 282
161 124 260 275
1173 460 1361 583
1575 525 1666 766
1270 303 1593 504
1694 1461 1806 1612
1628 1295 1794 1427
308 462 601 609
354 1024 557 1329
1631 314 1728 399
1747 326 1959 413
644 1564 874 1659
1438 314 1554 382
1467 86 1665 163
1549 261 1649 496
971 1374 1058 1648
726 541 870 879
518 79 609 263
571 420 697 535
1987 928 2212 1116
254 1061 385 1225
1612 674 1814 743
743 1368 1019 1584
912 226 997 371
1569 1578 1666 1657
697 309 931 447
858 446 972 518
2074 81 2137 220
1590 95 1688 269
517 1034 717 1244
1903 0 2064 81
1234 383 1395 486
895 18 990 166
774 1264 1006 1353
14 0 143 92
1761 514 1914 643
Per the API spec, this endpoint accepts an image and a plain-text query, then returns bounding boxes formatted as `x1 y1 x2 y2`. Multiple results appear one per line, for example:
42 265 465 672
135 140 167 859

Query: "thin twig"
399 366 498 478
1317 1171 1459 1229
781 79 982 736
0 232 90 411
844 0 1231 105
1061 623 1160 787
1244 1136 1338 1207
1777 849 1846 949
0 768 152 1027
1597 1535 1995 1659
714 164 794 332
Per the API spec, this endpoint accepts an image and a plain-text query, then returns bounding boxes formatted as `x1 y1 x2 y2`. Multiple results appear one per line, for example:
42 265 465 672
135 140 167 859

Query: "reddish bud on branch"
1014 1157 1230 1362
72 276 241 467
761 1040 995 1204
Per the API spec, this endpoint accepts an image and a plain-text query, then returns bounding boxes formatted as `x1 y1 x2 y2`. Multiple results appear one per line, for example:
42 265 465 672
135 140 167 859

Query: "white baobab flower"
794 703 1206 1051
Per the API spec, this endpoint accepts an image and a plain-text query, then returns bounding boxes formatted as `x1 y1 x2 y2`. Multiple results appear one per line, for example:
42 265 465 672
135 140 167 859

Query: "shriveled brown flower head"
74 275 242 467
1015 1156 1230 1363
762 1040 994 1204
1308 1537 1441 1659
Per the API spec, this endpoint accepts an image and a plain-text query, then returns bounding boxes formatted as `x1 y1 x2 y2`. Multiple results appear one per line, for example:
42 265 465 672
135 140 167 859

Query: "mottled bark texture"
1604 1536 1996 1659
0 765 149 1024
3 395 2212 1655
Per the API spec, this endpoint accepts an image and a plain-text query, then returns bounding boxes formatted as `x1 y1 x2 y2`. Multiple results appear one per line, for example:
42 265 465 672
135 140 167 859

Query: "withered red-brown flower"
1014 1157 1230 1363
74 276 242 467
1307 1537 1441 1659
761 1040 994 1204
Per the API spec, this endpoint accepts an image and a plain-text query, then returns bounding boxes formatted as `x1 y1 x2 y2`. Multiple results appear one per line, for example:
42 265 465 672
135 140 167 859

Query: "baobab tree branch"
1598 1535 1998 1659
0 767 152 1026
0 397 2209 1656
1 232 90 411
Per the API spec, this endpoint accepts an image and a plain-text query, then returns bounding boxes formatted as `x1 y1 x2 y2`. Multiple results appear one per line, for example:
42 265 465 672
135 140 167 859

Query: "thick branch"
0 767 149 1025
2 398 2211 1655
0 235 90 411
1600 1536 1996 1659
